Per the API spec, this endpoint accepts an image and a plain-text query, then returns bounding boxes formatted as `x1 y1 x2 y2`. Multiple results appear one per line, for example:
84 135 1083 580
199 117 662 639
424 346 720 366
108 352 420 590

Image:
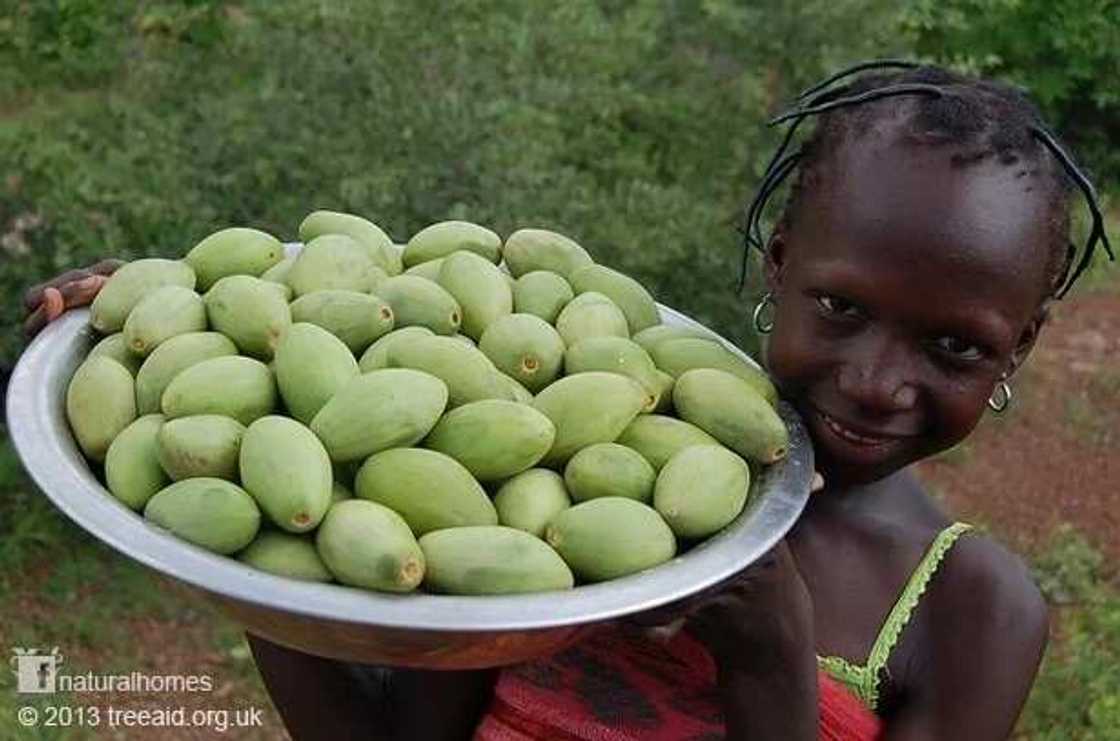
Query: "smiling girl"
24 60 1113 741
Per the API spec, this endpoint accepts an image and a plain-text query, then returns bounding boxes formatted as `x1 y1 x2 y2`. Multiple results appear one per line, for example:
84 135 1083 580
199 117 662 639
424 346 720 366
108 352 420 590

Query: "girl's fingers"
88 258 126 276
23 288 65 338
810 472 825 493
24 269 91 311
60 274 109 308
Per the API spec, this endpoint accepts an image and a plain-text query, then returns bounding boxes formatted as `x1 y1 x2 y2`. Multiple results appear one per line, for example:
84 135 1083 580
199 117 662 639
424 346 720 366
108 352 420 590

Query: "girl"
25 60 1113 740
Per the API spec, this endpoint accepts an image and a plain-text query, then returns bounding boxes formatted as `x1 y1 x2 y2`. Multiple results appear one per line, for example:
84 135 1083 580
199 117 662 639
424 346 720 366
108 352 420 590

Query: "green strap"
817 522 973 711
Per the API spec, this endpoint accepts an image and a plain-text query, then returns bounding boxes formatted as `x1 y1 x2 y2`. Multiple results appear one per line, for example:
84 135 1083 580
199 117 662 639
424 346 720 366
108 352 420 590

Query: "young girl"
25 60 1113 740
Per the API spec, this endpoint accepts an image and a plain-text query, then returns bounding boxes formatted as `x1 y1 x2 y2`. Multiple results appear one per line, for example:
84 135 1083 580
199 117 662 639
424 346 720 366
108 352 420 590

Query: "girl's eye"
816 294 862 318
932 336 984 362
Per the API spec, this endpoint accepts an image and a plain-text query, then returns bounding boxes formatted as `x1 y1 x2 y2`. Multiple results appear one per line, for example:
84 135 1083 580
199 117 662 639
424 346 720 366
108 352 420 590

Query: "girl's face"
764 136 1054 486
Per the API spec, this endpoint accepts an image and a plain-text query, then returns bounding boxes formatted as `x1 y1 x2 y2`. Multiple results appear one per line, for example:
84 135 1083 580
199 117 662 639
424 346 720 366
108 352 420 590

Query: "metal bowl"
6 305 812 669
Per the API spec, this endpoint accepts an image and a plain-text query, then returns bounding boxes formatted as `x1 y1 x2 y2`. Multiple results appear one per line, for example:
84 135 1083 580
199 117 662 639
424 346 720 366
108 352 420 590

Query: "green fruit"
183 227 284 291
157 414 245 481
493 469 571 537
135 332 238 415
298 210 400 275
274 323 360 424
161 355 277 425
419 526 574 595
204 275 292 360
330 481 352 503
615 414 721 470
500 372 534 404
144 478 260 555
404 220 502 267
403 258 444 282
290 290 395 354
89 334 143 376
652 370 675 414
265 281 293 302
90 259 196 333
563 337 661 412
240 416 333 532
437 251 512 340
105 414 168 510
424 399 556 481
674 369 788 464
569 264 660 334
259 255 296 285
310 369 448 462
387 335 508 407
66 356 137 462
631 325 712 356
654 445 750 539
238 532 332 582
532 372 647 467
315 500 424 592
478 314 565 393
651 338 777 406
377 275 462 335
545 497 676 582
358 326 435 372
287 234 385 297
355 448 497 536
554 292 629 346
122 285 207 357
513 271 574 324
564 442 656 503
503 229 594 279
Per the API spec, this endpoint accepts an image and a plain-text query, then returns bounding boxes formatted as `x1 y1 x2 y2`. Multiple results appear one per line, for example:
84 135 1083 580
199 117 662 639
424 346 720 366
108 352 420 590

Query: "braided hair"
739 60 1114 301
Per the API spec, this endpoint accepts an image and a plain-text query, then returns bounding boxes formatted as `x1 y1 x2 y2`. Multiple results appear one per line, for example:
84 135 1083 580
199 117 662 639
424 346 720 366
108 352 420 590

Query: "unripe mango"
503 229 594 279
545 497 676 582
355 448 497 535
290 290 395 354
493 469 571 537
555 292 629 346
157 414 245 481
161 355 277 425
424 399 556 481
316 500 424 592
513 270 573 324
310 369 448 462
330 481 352 504
569 264 660 334
90 259 196 333
105 414 168 510
631 325 712 356
615 414 721 470
500 372 534 404
66 356 137 462
404 220 502 267
403 258 445 282
437 250 512 340
89 333 143 376
564 442 656 503
532 372 647 467
358 326 435 372
674 369 788 463
238 531 333 582
183 227 284 290
135 332 238 414
377 275 462 335
259 255 296 285
652 370 675 413
563 337 661 411
287 234 385 297
478 314 565 393
204 275 292 360
652 338 777 406
240 416 333 532
144 478 260 555
420 526 574 595
387 335 509 407
123 285 207 357
654 445 750 539
298 210 400 275
274 323 360 424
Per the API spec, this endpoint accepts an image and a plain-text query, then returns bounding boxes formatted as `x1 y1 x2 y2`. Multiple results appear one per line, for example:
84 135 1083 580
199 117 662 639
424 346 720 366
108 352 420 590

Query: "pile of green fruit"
63 211 788 596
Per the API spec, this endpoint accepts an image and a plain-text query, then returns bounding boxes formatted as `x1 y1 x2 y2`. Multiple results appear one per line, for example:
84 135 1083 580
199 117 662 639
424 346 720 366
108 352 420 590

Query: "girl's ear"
763 228 788 293
1007 306 1050 377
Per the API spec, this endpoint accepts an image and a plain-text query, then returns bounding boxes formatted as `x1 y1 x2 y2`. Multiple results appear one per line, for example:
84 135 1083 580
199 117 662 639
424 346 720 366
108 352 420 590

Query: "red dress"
475 624 882 741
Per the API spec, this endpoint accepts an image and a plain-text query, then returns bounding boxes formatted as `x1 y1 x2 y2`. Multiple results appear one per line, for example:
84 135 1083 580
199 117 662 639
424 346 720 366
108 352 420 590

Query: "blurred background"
0 1 1116 737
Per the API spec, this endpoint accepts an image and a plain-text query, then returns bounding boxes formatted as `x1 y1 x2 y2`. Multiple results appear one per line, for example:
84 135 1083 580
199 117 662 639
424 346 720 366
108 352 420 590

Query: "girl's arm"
247 633 498 741
23 259 124 337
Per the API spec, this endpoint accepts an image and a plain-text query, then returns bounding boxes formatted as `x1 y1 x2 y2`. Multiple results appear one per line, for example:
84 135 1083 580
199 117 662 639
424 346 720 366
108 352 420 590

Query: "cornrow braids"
739 59 1114 301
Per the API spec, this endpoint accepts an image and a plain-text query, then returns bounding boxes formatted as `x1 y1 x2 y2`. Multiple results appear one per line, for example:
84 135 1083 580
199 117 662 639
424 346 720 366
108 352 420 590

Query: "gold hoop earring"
752 292 775 334
988 380 1012 413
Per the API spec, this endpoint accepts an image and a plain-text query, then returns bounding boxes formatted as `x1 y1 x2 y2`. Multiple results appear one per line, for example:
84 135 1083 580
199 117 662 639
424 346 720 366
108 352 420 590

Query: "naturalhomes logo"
10 647 213 695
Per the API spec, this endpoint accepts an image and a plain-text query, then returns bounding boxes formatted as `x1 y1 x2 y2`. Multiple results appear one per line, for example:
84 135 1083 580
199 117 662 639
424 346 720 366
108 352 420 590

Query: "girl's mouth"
817 409 894 447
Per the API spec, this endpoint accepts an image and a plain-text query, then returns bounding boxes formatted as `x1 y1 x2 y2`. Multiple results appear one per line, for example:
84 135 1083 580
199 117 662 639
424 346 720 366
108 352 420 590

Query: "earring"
752 292 775 334
987 379 1012 413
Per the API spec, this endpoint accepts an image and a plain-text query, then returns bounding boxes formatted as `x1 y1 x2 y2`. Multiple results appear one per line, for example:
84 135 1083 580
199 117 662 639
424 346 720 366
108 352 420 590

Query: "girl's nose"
835 340 919 414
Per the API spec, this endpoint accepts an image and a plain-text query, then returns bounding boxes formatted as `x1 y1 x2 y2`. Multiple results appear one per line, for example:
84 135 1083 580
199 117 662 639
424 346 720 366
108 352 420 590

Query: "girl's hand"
23 259 124 338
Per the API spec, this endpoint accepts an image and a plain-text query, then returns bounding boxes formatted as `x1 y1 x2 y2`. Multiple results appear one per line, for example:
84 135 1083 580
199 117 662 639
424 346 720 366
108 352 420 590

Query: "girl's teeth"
822 412 886 445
